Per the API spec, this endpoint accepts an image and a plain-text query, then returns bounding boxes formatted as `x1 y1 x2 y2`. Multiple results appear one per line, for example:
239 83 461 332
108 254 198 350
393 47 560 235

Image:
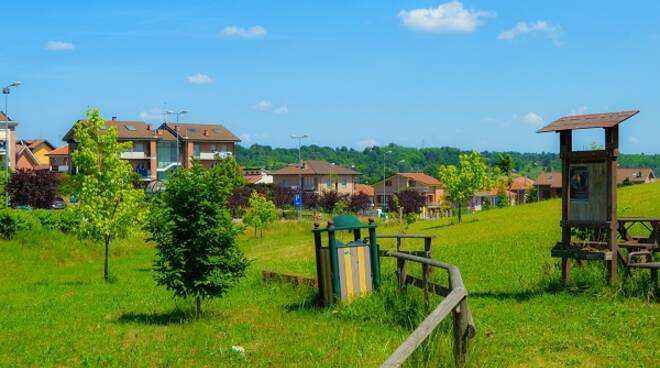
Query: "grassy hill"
1 183 659 367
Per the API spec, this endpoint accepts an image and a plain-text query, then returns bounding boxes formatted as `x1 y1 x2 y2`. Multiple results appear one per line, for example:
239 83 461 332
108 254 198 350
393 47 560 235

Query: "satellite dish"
145 180 165 195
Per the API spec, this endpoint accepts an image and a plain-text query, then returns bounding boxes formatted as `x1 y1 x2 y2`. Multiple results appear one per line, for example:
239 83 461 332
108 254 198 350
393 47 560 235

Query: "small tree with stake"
71 108 144 281
438 150 493 224
147 160 249 317
243 191 277 238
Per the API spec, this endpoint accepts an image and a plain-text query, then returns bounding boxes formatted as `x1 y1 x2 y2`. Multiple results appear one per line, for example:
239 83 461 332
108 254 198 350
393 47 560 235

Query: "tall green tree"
147 161 249 317
71 108 145 281
243 191 277 238
438 150 493 223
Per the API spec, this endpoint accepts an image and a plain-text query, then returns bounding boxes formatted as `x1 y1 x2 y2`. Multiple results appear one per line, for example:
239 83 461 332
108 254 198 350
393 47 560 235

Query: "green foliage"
70 108 145 280
331 200 348 216
243 191 278 238
32 209 81 233
494 153 514 177
147 162 249 316
438 150 494 222
0 209 30 239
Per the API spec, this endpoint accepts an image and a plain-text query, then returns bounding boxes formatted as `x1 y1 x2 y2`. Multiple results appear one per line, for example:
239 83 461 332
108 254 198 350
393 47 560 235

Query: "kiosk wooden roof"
537 110 639 133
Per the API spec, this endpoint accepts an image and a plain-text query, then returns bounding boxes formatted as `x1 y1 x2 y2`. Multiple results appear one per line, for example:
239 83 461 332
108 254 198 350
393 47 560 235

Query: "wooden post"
606 126 619 285
452 296 469 367
560 131 572 284
422 237 432 302
312 223 326 306
368 218 381 289
397 258 407 291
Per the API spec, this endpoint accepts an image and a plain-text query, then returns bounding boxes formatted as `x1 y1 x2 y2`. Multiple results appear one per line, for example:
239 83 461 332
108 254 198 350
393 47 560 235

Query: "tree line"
235 144 660 183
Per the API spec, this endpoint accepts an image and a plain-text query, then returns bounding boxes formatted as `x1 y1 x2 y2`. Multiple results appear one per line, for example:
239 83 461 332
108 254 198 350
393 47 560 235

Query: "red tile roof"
17 139 55 151
161 123 240 142
63 120 159 141
536 172 562 188
354 184 374 196
397 172 441 186
46 145 70 156
510 176 536 191
270 160 360 176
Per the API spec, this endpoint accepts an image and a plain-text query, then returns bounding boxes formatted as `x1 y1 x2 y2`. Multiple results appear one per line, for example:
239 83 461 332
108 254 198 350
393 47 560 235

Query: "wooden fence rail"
379 250 476 367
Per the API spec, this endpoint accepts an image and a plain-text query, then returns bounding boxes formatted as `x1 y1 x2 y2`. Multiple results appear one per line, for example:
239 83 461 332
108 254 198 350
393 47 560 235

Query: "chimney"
146 124 151 131
203 129 209 136
111 116 117 121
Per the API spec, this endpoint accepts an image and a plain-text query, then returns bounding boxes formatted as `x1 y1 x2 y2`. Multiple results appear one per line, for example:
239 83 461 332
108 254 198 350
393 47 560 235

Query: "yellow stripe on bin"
357 247 367 295
343 250 354 302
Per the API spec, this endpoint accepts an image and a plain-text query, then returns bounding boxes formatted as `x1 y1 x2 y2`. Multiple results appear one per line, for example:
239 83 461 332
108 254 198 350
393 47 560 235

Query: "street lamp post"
397 159 405 192
2 81 20 208
290 134 309 219
382 150 392 212
165 110 188 167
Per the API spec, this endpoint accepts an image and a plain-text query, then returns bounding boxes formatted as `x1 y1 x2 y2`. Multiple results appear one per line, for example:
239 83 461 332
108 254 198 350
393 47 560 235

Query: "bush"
0 209 31 239
7 169 58 208
349 192 372 213
319 191 348 213
32 209 80 233
393 190 426 214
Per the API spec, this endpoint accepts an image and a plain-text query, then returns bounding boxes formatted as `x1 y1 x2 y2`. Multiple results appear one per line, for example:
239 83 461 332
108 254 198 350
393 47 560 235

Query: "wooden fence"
380 250 476 368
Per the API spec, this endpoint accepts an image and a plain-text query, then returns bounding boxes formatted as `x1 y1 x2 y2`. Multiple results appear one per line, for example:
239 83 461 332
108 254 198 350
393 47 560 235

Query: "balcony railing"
50 165 69 173
197 151 233 160
120 151 148 159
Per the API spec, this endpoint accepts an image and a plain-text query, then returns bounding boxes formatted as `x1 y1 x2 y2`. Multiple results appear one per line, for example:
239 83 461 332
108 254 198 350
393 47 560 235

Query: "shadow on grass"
117 309 193 325
470 289 546 302
283 291 325 312
135 267 151 273
421 219 478 231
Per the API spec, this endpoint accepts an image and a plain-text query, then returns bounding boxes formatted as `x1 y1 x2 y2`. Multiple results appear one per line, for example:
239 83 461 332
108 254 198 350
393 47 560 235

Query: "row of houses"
536 168 656 200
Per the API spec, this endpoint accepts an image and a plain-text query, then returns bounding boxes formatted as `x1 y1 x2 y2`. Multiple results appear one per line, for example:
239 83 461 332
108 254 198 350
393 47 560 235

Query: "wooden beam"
560 130 572 284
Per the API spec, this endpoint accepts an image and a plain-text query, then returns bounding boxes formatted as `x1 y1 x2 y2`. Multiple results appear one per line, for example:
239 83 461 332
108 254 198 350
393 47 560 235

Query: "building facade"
271 160 359 195
0 112 18 171
372 172 444 214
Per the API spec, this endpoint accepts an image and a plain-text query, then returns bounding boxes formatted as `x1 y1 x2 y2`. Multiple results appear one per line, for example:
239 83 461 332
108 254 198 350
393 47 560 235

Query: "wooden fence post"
452 297 469 367
397 259 407 291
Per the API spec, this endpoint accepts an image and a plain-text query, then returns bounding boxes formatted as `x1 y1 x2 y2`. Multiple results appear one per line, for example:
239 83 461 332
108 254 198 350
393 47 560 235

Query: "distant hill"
235 143 660 185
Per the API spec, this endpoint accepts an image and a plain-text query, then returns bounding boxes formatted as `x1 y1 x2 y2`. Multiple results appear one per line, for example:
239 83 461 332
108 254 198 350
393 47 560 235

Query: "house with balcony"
14 139 55 170
63 117 164 181
0 111 18 171
46 145 70 173
243 167 273 185
372 172 443 216
271 160 359 195
157 123 240 170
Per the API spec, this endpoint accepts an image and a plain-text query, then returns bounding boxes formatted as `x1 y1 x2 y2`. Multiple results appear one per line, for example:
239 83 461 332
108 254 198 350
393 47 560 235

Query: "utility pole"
382 150 392 212
291 134 309 220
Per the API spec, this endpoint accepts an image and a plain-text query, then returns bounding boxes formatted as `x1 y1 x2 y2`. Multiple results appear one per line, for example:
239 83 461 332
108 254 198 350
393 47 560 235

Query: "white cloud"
357 138 379 148
187 73 212 84
138 108 165 121
498 20 562 45
273 105 288 114
254 100 288 114
569 105 588 116
398 1 495 33
222 26 267 38
523 112 544 126
45 41 75 50
628 136 640 145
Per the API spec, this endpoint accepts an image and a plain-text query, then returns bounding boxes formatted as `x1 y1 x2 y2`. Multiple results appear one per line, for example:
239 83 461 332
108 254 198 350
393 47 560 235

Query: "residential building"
617 168 656 185
471 188 516 210
46 145 70 173
158 123 240 170
62 118 240 181
14 139 55 171
354 183 375 206
243 167 273 185
536 168 656 200
509 176 536 204
271 160 359 195
372 172 443 215
0 111 18 171
536 172 563 200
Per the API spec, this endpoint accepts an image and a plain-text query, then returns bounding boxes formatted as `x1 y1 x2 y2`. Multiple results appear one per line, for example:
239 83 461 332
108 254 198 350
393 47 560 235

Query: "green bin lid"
332 215 364 230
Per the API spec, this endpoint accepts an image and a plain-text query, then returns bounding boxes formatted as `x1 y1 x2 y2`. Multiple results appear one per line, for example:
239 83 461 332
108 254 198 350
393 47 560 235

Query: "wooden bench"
625 251 659 285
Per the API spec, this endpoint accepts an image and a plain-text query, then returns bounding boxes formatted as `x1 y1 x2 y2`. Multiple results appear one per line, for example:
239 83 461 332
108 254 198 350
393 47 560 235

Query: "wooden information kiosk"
537 110 639 285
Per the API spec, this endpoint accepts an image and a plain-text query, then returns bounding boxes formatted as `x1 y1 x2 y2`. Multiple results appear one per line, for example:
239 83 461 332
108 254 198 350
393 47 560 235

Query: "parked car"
51 197 67 210
14 204 32 211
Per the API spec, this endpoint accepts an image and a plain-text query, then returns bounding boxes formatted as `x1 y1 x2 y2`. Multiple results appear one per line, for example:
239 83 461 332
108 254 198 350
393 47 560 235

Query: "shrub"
0 209 30 239
272 186 295 208
303 192 320 209
393 190 426 214
320 191 348 213
32 209 80 233
7 169 58 208
243 191 278 238
349 192 372 213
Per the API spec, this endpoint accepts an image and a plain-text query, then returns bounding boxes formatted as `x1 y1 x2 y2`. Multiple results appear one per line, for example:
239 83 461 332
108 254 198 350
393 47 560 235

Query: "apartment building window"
385 180 392 187
282 179 289 187
210 144 216 152
341 178 347 188
134 142 145 153
193 143 201 156
221 144 228 153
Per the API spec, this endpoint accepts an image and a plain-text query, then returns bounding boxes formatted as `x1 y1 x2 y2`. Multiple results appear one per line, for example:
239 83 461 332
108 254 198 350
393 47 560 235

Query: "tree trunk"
458 203 462 224
195 296 201 317
103 235 110 281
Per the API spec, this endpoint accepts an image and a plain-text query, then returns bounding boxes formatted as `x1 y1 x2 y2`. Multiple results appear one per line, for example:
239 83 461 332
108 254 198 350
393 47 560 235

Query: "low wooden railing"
380 250 476 368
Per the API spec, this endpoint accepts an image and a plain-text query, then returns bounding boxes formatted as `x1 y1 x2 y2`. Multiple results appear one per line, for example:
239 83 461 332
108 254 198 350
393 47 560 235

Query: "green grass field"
1 183 659 367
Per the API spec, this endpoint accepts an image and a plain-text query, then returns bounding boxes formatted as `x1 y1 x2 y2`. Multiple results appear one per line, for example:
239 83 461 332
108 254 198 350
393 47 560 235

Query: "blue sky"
2 1 659 153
